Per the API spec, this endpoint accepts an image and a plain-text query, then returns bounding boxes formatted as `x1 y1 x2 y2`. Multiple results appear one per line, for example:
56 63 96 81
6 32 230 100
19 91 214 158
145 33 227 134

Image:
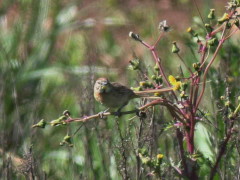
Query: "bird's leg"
114 103 128 117
98 108 109 118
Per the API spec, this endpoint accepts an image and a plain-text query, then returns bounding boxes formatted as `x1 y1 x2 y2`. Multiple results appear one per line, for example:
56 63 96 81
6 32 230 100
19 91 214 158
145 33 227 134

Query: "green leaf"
194 122 215 163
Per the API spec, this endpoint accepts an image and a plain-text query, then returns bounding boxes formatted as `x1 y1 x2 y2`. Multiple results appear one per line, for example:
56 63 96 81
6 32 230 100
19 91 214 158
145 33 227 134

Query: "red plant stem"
192 77 200 107
151 49 170 87
185 132 192 154
195 39 225 112
151 49 179 102
189 79 194 108
192 44 207 107
176 129 188 176
224 28 239 40
141 40 168 84
140 40 152 49
210 23 225 36
154 32 164 47
189 114 195 154
141 38 178 100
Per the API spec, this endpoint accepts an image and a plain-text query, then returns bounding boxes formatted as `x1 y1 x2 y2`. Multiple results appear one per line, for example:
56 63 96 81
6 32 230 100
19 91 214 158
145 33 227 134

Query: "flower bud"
139 81 147 87
129 58 140 70
158 20 171 32
193 62 201 71
129 31 141 41
220 96 225 100
207 9 215 19
218 13 230 24
157 154 164 160
156 75 163 84
208 38 218 46
60 135 74 147
142 157 151 165
180 91 186 98
50 116 67 126
154 63 160 71
187 27 198 37
32 119 47 128
234 19 239 27
225 100 231 107
151 75 157 80
64 135 72 143
63 110 71 116
171 41 180 53
131 86 143 91
205 24 213 33
154 92 161 97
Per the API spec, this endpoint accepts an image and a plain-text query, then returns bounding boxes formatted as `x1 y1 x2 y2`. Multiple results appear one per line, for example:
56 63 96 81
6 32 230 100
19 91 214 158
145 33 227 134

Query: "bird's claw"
98 111 105 119
98 111 107 119
98 108 110 119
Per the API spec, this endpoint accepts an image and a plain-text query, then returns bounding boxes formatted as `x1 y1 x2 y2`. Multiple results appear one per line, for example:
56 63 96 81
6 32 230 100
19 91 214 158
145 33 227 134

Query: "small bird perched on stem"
94 77 172 116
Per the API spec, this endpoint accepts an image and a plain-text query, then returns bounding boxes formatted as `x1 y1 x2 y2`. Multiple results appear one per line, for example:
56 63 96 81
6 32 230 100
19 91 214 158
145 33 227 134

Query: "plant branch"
195 39 225 112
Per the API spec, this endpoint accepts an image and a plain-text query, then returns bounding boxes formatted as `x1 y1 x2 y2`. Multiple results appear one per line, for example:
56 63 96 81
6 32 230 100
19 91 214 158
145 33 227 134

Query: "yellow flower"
157 154 164 159
168 75 177 84
187 27 192 33
168 75 182 91
173 81 182 91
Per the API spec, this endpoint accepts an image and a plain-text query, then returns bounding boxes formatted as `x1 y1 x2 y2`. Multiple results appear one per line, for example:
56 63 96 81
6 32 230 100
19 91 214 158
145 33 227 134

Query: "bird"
94 77 172 116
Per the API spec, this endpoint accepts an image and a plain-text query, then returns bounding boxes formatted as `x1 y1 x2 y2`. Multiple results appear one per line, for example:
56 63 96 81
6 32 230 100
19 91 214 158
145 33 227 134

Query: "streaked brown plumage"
94 77 173 113
94 78 137 111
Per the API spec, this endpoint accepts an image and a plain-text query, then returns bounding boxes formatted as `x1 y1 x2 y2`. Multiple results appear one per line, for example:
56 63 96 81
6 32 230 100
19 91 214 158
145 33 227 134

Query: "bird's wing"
111 82 136 97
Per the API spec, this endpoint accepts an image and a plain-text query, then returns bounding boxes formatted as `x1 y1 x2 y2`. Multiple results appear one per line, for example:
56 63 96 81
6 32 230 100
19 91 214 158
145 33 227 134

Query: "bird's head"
95 78 112 93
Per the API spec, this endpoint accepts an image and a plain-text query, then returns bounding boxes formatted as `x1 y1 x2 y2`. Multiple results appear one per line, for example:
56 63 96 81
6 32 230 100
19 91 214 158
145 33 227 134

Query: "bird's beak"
99 84 107 93
101 81 108 85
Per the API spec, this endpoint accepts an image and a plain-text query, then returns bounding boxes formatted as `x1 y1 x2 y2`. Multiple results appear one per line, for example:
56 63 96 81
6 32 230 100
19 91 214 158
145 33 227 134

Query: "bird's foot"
98 108 109 119
98 111 105 118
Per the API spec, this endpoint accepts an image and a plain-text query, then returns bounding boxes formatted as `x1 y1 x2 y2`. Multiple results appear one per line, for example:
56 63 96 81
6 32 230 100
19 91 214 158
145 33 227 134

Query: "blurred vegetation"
0 0 239 179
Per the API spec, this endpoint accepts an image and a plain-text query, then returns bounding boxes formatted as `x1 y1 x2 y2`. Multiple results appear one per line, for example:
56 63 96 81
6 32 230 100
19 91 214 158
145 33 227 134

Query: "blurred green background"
0 0 239 179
